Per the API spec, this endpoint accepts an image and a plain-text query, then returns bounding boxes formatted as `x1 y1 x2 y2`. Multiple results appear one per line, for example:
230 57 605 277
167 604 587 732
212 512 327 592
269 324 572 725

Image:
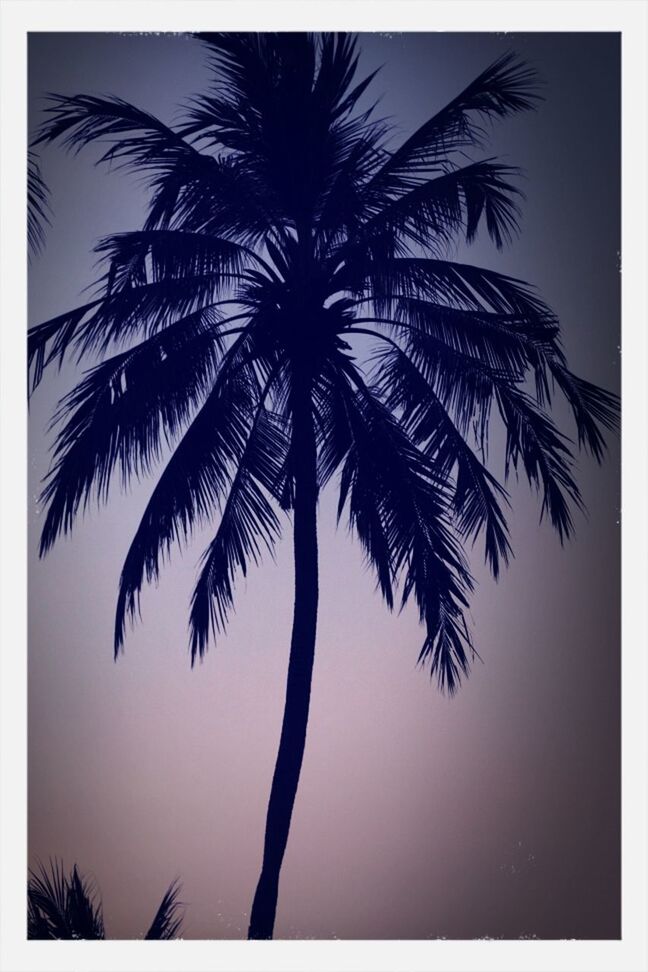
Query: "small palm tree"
29 33 618 939
27 859 183 939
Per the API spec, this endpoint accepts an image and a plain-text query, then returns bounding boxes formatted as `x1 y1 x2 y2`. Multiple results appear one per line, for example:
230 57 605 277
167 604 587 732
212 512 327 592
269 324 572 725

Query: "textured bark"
247 376 319 940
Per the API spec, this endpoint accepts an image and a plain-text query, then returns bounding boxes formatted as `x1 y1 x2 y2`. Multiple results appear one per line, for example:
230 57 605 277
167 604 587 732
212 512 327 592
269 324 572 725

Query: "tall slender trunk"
247 375 319 940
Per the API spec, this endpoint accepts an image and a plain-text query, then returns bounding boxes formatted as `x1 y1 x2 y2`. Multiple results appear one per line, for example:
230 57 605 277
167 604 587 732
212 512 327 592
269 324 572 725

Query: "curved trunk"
247 377 319 940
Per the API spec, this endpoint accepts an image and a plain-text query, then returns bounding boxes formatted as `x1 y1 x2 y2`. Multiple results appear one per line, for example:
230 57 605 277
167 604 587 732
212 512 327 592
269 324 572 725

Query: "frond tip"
418 606 475 696
144 880 184 940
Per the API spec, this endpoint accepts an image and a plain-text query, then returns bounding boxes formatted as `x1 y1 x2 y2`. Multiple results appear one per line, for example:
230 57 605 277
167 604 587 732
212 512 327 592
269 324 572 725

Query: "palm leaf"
349 160 523 260
38 305 233 555
347 255 554 322
29 271 237 387
28 860 104 940
367 296 557 377
144 153 278 242
144 880 184 940
312 359 355 490
28 859 71 940
27 150 51 258
28 860 183 940
28 301 101 394
34 92 276 242
66 866 105 940
496 385 583 541
392 324 508 437
189 403 287 661
365 52 539 195
549 360 620 461
374 343 512 579
34 93 204 172
338 364 475 692
94 229 251 292
114 337 264 654
335 368 396 609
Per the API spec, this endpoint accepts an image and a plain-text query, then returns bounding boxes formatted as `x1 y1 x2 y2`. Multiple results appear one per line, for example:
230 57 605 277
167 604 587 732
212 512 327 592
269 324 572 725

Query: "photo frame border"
1 2 645 970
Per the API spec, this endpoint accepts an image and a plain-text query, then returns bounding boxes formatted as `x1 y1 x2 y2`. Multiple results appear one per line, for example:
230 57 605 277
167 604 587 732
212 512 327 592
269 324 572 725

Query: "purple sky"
28 32 620 939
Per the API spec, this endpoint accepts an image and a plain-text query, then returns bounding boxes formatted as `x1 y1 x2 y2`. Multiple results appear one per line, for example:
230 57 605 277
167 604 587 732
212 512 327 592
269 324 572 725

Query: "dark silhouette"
29 34 619 939
27 150 50 259
27 859 183 939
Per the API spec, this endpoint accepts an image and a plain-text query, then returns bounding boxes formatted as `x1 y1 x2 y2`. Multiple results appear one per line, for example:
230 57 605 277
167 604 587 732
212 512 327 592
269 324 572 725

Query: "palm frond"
189 404 287 661
370 329 581 548
497 385 583 541
144 880 184 940
193 33 310 130
349 319 511 447
193 32 373 138
28 272 238 397
393 326 503 436
366 296 558 380
314 132 388 253
350 160 523 260
313 359 355 489
34 92 277 242
28 860 183 940
28 860 104 940
28 301 101 394
144 153 278 242
338 363 475 692
374 344 512 578
38 305 232 555
347 256 555 323
114 338 263 654
66 866 105 940
34 93 203 172
27 150 51 258
94 229 252 291
28 859 70 940
335 369 397 609
315 34 381 122
365 52 539 194
31 271 239 380
549 360 620 461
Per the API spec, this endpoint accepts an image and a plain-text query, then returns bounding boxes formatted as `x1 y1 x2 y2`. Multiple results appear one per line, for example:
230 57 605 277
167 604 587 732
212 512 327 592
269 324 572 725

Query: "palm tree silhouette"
29 33 618 939
28 859 183 939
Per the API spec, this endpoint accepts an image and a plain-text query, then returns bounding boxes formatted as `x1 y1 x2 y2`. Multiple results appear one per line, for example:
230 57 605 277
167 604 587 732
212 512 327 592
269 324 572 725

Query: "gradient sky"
28 31 620 940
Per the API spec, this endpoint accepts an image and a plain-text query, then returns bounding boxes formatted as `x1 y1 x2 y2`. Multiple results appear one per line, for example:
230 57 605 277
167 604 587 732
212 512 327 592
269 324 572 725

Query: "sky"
28 31 620 940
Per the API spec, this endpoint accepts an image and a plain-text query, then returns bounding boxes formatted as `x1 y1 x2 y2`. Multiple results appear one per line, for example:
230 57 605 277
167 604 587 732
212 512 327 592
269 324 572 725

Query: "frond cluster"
28 860 104 940
30 33 618 692
28 859 183 939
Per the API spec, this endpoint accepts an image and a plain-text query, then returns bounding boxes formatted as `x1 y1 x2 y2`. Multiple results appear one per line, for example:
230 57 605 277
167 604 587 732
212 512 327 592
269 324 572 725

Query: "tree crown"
29 33 619 692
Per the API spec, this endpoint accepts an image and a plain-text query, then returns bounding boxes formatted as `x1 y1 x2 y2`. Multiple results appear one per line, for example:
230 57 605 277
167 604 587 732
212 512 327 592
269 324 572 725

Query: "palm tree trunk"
247 376 319 940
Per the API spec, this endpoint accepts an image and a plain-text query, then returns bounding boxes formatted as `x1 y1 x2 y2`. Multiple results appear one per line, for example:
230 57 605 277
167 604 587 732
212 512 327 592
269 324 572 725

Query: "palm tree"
29 33 618 940
28 859 183 939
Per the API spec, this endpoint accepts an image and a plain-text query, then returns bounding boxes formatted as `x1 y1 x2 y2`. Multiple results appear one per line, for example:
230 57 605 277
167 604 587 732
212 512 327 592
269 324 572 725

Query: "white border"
2 3 646 971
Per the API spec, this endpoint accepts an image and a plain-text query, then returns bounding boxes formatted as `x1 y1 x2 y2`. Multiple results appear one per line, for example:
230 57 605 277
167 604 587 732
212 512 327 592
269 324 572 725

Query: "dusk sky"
28 31 620 939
